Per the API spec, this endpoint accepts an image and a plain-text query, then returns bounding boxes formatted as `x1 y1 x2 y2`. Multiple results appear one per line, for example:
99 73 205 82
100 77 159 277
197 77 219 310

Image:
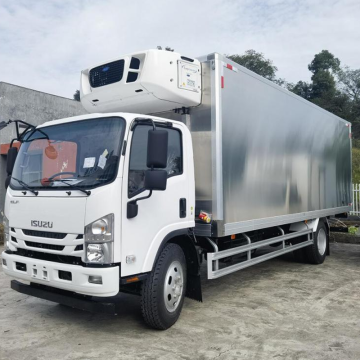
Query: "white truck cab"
1 49 351 329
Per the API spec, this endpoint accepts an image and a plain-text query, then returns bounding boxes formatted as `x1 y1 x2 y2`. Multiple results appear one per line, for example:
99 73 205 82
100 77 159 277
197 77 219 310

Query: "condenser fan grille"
89 59 125 88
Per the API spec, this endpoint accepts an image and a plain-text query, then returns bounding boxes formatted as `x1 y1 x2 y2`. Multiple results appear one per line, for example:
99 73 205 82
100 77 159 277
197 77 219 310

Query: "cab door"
121 120 193 277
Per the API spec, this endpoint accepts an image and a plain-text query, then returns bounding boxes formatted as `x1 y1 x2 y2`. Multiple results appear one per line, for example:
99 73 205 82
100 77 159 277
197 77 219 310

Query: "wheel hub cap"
164 261 184 312
317 228 327 256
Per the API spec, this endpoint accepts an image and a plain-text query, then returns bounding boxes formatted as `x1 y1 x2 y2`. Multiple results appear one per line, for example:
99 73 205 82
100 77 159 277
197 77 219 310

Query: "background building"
0 82 86 219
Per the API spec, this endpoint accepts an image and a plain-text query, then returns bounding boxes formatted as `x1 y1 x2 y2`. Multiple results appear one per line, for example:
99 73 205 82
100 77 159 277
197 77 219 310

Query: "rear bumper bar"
11 280 119 314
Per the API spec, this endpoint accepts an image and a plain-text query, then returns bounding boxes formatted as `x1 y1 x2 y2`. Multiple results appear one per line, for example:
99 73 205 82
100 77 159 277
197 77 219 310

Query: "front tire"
141 243 187 330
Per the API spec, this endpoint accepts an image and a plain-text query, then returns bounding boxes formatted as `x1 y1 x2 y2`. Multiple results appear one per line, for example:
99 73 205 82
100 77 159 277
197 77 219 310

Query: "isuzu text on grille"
31 221 53 228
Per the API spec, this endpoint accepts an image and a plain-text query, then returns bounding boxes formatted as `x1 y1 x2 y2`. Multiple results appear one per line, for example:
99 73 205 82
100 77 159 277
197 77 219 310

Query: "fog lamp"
89 275 103 284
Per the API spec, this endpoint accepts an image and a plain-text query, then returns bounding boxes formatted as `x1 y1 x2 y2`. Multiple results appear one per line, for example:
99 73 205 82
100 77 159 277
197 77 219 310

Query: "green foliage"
289 81 312 100
352 147 360 183
337 67 360 102
308 50 340 74
228 50 278 81
73 90 80 101
348 226 357 235
287 49 360 139
311 69 337 99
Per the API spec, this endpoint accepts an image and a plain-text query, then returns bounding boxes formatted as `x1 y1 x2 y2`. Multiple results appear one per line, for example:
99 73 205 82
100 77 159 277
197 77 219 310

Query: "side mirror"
6 147 18 175
147 130 168 168
127 128 169 220
127 202 138 219
144 169 167 191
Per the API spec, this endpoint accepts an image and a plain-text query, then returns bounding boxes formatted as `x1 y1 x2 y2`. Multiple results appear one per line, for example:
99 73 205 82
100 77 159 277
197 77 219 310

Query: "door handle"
179 198 186 218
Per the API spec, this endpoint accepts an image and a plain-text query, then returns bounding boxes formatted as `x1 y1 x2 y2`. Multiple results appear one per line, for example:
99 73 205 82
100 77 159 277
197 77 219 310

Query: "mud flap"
186 273 202 302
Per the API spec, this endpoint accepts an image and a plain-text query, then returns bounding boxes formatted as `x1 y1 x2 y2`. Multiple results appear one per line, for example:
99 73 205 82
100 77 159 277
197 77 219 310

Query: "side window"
128 125 182 198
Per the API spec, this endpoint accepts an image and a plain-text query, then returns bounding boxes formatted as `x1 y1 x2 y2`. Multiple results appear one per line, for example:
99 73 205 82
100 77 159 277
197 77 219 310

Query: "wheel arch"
151 229 202 302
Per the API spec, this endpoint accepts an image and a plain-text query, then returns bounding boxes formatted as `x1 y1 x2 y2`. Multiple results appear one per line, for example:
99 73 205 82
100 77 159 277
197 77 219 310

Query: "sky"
0 0 360 99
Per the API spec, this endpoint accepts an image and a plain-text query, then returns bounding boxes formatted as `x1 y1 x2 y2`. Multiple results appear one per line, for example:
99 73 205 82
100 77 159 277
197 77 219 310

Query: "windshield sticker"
98 155 107 169
102 149 109 157
83 157 96 168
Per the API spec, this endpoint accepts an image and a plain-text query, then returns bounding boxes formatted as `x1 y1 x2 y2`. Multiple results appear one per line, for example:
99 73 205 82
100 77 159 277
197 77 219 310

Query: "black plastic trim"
11 281 119 314
84 262 120 268
130 118 173 131
181 56 194 62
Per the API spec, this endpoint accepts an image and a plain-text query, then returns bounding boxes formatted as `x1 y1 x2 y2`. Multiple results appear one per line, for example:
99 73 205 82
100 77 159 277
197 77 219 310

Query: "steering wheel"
48 172 77 182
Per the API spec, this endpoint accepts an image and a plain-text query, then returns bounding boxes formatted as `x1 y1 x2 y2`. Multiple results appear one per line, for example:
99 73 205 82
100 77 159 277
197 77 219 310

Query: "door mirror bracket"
127 191 153 219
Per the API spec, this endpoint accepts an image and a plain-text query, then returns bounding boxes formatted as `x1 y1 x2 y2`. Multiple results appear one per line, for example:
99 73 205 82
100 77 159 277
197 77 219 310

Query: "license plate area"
31 264 49 281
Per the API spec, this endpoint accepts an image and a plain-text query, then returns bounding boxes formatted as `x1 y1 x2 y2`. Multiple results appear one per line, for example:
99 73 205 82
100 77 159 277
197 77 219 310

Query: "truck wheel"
304 221 328 264
141 243 187 330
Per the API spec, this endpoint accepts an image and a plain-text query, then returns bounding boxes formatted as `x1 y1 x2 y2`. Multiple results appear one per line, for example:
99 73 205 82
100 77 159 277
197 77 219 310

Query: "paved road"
0 243 360 360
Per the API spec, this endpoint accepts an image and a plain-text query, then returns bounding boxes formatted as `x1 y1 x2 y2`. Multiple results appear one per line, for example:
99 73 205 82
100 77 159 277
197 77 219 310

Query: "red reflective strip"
221 76 224 88
226 64 233 70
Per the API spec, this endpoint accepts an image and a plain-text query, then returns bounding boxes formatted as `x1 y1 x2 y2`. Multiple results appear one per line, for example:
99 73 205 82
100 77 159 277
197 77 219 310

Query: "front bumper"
11 280 120 314
1 251 119 297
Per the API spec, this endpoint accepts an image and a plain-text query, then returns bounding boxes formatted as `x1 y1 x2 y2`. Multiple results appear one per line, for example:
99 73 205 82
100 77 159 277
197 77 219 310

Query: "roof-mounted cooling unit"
80 49 201 114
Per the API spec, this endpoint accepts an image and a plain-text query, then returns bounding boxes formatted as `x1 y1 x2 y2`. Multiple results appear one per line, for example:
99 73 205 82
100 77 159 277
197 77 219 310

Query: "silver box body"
156 53 352 237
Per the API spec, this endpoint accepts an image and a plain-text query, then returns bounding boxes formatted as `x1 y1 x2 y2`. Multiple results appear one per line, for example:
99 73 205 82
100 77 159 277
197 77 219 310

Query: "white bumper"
1 251 119 297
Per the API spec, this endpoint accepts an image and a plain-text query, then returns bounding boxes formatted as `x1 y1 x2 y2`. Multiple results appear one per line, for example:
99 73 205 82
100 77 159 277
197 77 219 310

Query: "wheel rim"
164 260 184 313
317 228 327 256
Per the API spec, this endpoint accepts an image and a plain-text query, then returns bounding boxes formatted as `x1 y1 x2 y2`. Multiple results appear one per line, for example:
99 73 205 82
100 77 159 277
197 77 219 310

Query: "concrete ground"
0 243 360 360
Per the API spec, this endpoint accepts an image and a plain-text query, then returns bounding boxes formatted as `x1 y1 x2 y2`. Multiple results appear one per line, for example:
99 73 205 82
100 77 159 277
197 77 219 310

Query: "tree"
337 67 360 102
228 50 278 81
308 50 340 101
288 50 347 118
337 67 360 138
73 90 80 101
308 50 340 74
288 81 312 100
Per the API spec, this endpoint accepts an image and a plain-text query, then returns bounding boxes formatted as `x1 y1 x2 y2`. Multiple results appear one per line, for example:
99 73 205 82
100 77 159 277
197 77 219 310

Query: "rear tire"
304 221 328 264
141 243 187 330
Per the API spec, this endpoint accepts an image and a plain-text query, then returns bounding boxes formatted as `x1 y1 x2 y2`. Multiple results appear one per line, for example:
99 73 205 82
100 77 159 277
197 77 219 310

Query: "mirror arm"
129 190 153 205
127 190 153 219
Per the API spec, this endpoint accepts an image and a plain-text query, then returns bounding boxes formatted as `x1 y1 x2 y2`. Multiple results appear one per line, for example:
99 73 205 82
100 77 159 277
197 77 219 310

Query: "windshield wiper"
48 179 91 196
11 177 39 196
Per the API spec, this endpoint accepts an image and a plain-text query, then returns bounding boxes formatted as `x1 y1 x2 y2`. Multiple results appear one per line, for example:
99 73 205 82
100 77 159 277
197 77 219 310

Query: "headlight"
3 215 10 250
84 214 114 264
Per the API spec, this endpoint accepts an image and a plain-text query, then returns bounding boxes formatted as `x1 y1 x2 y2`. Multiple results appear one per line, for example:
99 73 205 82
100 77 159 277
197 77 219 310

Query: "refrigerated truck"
1 49 352 329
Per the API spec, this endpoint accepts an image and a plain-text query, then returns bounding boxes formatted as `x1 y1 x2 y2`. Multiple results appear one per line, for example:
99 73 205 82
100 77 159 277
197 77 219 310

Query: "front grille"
25 241 65 251
89 60 124 88
74 244 84 251
13 248 83 266
22 229 66 239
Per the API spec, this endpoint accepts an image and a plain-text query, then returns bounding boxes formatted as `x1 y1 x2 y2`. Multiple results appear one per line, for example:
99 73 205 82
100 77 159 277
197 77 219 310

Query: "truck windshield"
10 117 125 191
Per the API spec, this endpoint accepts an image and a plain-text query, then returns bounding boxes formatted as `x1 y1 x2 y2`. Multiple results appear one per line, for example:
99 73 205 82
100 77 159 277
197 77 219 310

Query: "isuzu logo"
31 220 53 229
